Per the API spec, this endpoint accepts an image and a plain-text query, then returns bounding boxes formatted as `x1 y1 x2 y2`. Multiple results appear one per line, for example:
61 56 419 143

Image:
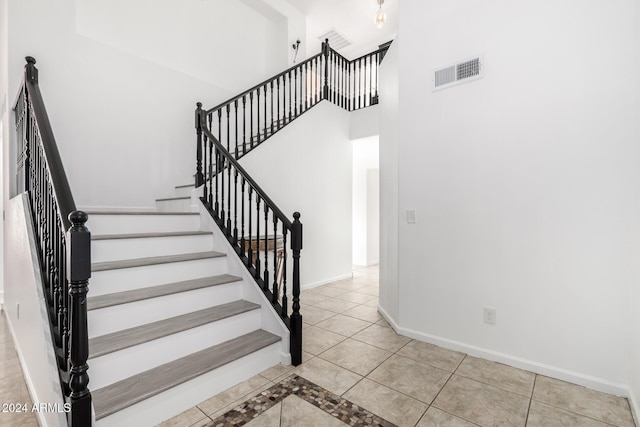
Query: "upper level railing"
195 40 391 187
13 57 92 427
194 40 390 366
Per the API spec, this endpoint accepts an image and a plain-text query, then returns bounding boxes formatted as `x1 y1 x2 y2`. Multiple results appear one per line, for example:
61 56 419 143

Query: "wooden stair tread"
92 329 281 420
175 183 195 189
87 274 241 310
92 231 212 241
88 300 258 358
155 196 191 202
84 210 198 216
92 251 225 272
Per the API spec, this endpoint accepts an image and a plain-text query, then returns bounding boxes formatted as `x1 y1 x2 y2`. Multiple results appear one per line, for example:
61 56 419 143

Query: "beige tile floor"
0 267 636 427
0 309 39 426
163 265 637 427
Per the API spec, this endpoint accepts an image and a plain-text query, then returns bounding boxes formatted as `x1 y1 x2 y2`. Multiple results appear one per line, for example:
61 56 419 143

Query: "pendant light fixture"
375 0 387 30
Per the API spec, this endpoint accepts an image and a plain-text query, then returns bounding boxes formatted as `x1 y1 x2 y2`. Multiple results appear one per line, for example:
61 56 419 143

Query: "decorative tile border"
206 375 396 427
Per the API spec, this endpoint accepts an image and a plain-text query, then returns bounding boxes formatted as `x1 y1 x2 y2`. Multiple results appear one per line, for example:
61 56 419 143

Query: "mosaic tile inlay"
206 375 396 427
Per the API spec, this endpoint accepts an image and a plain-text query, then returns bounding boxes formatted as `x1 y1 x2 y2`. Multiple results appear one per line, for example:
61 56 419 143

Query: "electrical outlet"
483 307 496 325
16 303 20 320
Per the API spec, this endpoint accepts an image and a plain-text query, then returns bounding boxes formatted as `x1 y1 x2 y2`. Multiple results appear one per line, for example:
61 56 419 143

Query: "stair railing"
196 105 303 365
13 57 92 427
195 40 392 186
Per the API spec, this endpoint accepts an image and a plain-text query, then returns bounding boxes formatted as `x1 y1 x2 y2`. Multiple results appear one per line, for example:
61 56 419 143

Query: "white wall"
631 0 640 419
5 0 293 211
0 0 7 305
382 0 636 395
3 195 67 427
352 136 379 266
240 102 352 288
378 38 400 321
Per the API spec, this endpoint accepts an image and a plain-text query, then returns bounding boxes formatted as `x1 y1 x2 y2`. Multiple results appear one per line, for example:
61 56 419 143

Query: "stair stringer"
197 202 292 365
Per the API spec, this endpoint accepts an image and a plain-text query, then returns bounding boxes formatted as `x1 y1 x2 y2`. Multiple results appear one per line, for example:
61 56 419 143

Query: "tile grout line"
524 374 537 426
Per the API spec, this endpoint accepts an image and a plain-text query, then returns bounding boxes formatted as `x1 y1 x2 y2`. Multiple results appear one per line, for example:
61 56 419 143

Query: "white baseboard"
376 305 632 399
302 273 353 291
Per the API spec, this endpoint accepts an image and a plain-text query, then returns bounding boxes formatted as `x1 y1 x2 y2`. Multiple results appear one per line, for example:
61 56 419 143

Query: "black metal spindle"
256 88 261 145
270 81 274 134
250 92 254 148
272 216 278 305
288 71 292 121
263 84 267 138
241 177 246 253
281 228 288 319
242 96 247 155
255 195 261 279
294 68 298 117
277 77 281 128
233 169 239 243
264 204 269 290
248 188 253 266
234 100 239 157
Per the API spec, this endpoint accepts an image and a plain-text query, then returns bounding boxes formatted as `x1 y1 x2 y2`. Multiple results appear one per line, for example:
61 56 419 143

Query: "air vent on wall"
317 28 351 50
433 56 483 91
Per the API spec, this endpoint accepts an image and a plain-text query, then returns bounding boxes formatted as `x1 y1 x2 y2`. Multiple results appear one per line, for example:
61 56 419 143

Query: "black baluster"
255 196 261 280
234 100 239 158
242 95 247 155
67 211 91 427
250 92 255 148
277 77 281 128
304 61 309 110
288 70 292 121
294 67 298 117
233 169 238 244
282 228 288 319
227 152 232 234
257 88 261 145
226 104 230 152
248 188 253 267
282 74 287 125
264 204 269 290
263 84 267 138
221 150 226 229
270 81 274 134
369 54 373 106
272 216 278 305
241 177 246 253
290 212 303 366
195 103 204 187
214 144 219 215
358 58 362 109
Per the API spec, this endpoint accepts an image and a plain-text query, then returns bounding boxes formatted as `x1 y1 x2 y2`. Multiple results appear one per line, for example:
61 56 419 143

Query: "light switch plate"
407 209 417 224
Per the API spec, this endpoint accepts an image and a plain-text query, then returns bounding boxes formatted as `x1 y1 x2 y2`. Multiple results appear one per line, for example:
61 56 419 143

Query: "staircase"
11 39 389 426
85 189 285 426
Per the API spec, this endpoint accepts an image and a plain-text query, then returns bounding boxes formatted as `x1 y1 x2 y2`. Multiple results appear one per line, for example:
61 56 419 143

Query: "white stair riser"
174 186 195 198
90 257 228 296
92 235 214 263
88 214 200 235
88 282 243 337
95 342 282 427
89 310 262 389
155 198 196 212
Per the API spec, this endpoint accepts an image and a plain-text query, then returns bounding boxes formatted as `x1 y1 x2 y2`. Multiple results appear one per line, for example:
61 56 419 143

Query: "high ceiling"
285 0 398 58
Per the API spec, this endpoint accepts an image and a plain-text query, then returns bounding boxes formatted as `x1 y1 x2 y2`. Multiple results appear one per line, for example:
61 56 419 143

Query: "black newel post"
67 211 91 427
195 102 204 187
322 39 330 100
290 212 303 366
